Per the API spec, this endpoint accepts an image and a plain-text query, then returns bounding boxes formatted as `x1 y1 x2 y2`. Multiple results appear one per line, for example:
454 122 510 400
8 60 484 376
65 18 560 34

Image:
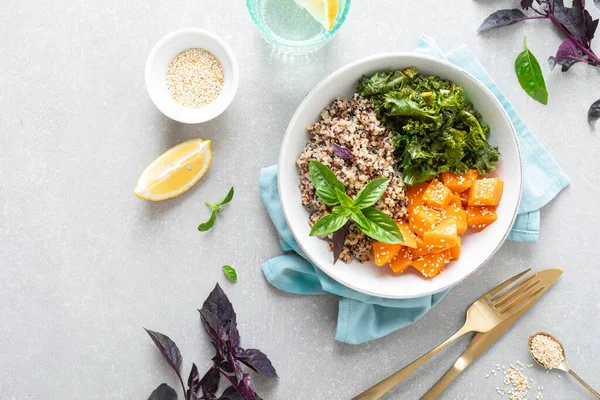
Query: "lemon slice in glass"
134 138 212 201
294 0 340 30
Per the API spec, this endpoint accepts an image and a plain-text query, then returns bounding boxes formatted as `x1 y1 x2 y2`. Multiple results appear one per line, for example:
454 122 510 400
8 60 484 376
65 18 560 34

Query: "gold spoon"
529 332 600 399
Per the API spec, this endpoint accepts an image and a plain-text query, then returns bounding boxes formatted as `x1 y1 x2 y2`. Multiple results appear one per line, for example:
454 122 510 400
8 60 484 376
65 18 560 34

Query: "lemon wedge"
134 138 212 201
294 0 339 31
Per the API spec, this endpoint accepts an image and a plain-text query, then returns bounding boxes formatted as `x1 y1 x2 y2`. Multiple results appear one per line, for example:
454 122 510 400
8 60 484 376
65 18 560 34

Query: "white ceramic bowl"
145 29 239 124
278 53 523 299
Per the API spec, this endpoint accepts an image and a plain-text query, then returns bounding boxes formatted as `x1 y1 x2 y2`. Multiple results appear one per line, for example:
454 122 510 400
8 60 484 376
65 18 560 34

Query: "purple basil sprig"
332 143 354 160
479 0 600 71
145 284 277 400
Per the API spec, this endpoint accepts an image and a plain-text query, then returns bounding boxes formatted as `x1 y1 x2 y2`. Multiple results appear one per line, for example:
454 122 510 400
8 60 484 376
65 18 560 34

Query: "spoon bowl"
528 331 569 372
528 331 600 399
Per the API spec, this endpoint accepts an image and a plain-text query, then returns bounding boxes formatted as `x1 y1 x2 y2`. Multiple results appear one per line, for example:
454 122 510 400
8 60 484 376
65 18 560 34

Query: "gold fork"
353 268 546 400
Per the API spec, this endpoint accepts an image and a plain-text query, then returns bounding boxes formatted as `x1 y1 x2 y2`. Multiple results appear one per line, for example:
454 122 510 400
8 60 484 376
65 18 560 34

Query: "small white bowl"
145 28 239 124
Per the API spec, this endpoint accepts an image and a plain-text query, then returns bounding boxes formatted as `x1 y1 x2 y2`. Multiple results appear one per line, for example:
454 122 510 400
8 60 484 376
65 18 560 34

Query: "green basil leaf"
218 187 235 206
309 207 351 237
351 208 403 244
515 37 548 105
222 265 238 283
353 178 390 209
309 160 344 206
198 210 217 231
335 188 355 209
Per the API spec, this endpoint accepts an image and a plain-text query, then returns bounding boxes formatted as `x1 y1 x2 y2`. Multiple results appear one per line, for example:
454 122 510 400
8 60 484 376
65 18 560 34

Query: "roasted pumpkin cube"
413 235 452 257
389 246 414 274
466 206 498 231
406 182 429 214
440 169 479 193
460 189 470 208
408 205 443 236
445 205 468 234
468 178 504 206
423 217 460 249
450 236 461 260
397 220 417 248
422 179 453 209
412 250 452 278
448 193 462 209
373 242 401 266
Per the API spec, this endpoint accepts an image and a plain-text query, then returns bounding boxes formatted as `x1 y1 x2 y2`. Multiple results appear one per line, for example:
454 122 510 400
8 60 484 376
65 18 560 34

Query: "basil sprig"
308 161 404 247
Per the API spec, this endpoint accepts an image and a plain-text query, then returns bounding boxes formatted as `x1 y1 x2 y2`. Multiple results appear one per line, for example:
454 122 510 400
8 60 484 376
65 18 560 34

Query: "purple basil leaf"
584 11 599 43
144 329 183 379
548 56 581 71
549 38 582 71
521 0 534 9
478 9 528 31
148 383 178 400
235 374 256 400
187 363 201 396
228 321 240 349
199 366 220 397
588 99 600 124
199 309 222 350
219 387 243 400
201 283 237 330
554 0 588 45
332 221 351 264
332 143 354 160
235 348 278 378
233 359 244 383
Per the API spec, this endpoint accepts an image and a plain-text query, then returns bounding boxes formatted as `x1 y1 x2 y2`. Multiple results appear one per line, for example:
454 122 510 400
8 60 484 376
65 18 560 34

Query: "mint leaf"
198 210 217 231
222 265 238 283
218 187 234 206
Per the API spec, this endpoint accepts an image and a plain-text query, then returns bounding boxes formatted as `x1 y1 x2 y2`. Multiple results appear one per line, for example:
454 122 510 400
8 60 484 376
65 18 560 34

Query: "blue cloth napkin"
260 36 569 345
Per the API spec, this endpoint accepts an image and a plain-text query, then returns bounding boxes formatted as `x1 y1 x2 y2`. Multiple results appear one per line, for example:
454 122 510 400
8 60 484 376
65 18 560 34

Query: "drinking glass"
246 0 351 55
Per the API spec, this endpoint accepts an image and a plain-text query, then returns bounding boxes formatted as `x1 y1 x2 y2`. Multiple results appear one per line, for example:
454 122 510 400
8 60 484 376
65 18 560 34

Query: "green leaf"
335 188 355 209
218 187 235 206
205 201 221 212
515 37 548 105
309 160 344 206
222 265 238 283
309 207 351 237
198 210 217 231
351 208 403 244
353 178 390 209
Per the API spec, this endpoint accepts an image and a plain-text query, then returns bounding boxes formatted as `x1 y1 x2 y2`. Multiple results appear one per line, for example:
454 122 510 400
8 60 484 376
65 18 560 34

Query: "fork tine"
491 275 540 307
483 269 531 300
498 284 545 316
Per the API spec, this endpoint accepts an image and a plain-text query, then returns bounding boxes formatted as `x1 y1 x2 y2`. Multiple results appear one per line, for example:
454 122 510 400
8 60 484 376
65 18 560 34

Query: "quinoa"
296 95 407 263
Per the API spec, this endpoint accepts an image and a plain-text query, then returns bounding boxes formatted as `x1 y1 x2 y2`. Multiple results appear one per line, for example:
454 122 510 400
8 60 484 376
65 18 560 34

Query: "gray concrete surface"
1 0 599 399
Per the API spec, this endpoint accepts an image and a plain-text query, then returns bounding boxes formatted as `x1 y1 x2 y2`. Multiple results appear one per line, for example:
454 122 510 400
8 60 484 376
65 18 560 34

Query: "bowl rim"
144 28 239 124
277 52 524 299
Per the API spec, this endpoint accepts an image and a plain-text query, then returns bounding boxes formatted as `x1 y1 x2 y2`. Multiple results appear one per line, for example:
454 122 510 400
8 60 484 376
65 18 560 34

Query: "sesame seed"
166 48 224 108
530 334 564 369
